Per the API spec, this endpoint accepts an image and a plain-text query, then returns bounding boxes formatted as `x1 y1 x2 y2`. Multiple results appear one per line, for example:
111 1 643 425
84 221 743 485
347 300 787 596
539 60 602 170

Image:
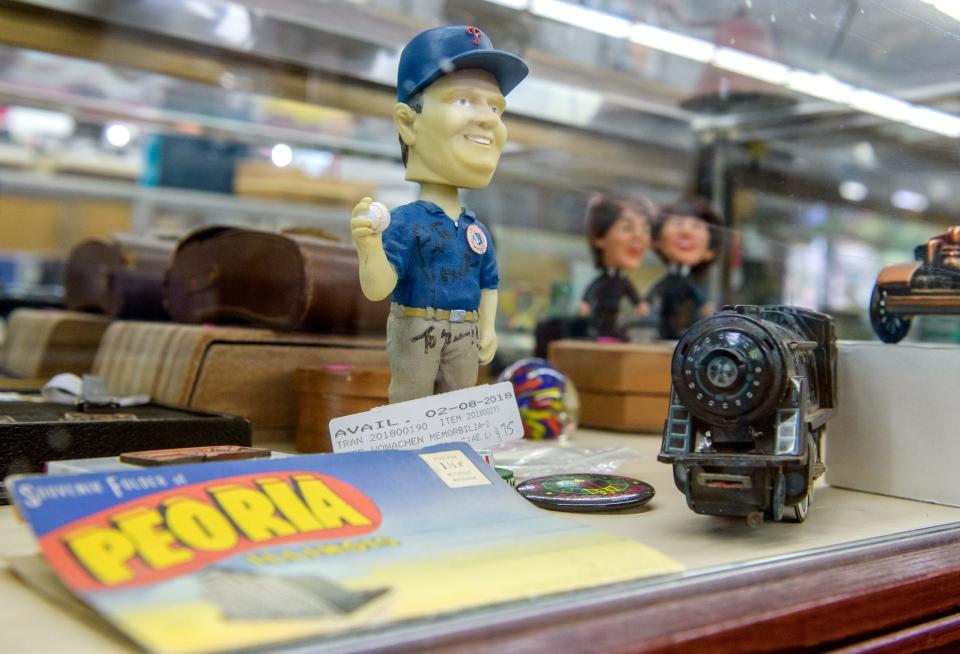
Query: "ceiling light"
184 0 217 20
213 5 252 47
838 180 868 202
848 89 912 122
6 106 75 141
712 48 789 85
271 143 293 167
920 0 960 22
104 123 132 148
629 23 716 62
530 0 631 38
484 0 529 8
480 0 960 139
891 189 929 212
907 105 960 137
784 70 853 104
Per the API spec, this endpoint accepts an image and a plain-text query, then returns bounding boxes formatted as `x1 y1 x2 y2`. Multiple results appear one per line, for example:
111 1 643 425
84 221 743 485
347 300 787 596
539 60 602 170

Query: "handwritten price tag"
328 382 523 453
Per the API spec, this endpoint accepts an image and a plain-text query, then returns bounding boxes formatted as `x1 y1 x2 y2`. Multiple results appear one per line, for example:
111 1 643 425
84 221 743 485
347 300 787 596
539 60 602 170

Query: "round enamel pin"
466 224 488 255
516 474 655 513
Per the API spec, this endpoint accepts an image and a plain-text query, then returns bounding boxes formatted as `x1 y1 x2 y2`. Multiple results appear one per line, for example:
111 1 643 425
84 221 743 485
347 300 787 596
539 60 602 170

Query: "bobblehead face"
395 69 508 189
657 213 715 268
593 208 651 270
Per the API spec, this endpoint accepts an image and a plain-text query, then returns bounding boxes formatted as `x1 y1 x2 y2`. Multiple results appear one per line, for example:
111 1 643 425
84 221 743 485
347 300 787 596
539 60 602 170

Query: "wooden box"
91 321 388 443
294 365 390 453
548 339 674 433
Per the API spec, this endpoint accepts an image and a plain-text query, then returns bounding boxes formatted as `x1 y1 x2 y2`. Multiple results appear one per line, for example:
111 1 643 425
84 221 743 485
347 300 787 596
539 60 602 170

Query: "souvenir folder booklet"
7 444 681 654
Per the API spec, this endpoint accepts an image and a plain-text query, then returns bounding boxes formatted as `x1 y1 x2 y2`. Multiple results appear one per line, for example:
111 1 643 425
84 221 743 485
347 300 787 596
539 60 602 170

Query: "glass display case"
1 1 959 652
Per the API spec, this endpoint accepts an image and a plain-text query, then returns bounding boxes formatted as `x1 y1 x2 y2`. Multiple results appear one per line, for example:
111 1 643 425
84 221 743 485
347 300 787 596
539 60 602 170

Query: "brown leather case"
163 226 389 334
91 321 389 443
64 234 175 320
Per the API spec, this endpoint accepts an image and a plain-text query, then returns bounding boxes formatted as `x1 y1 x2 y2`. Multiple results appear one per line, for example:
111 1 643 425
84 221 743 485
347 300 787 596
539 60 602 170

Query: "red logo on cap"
466 26 482 46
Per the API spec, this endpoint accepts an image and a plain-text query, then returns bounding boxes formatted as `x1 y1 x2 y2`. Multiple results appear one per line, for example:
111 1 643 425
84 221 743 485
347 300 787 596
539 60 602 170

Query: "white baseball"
361 201 391 233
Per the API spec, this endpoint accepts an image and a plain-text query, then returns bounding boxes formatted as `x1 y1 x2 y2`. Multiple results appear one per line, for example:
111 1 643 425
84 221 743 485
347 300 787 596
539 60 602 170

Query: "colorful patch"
516 474 654 513
466 224 488 255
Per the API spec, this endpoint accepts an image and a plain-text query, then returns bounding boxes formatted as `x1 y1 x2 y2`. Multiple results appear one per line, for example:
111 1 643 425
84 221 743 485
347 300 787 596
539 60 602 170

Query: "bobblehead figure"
577 196 653 341
647 196 722 340
351 25 528 403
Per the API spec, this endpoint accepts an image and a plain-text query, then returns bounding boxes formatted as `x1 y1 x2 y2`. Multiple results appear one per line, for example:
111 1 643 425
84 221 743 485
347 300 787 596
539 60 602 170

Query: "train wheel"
786 494 810 522
869 284 911 343
784 430 819 523
771 473 786 522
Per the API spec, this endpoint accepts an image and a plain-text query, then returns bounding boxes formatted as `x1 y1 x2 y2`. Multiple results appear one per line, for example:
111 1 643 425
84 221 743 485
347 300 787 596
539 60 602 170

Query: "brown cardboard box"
92 321 388 443
548 339 674 433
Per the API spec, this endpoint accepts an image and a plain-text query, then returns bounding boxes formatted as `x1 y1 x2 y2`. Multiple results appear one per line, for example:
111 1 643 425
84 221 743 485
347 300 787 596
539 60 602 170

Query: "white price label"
328 382 523 453
419 451 491 488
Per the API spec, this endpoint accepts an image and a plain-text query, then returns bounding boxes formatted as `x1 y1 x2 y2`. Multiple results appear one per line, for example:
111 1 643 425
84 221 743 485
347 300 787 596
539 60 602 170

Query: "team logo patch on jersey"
466 224 488 255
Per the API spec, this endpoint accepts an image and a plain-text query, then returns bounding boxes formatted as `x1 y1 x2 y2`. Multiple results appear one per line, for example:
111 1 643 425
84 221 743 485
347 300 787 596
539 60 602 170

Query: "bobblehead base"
548 339 673 433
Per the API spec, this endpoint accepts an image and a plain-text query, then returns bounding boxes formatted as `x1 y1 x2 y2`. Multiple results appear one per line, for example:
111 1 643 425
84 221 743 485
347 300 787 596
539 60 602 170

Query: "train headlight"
673 317 788 424
704 352 740 389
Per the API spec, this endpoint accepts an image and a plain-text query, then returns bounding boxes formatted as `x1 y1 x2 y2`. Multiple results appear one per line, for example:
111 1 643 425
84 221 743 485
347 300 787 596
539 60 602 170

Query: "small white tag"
419 451 491 488
328 382 523 453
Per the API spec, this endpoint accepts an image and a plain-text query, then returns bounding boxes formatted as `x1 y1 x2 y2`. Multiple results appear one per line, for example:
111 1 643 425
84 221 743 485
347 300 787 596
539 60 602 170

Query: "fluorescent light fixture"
920 0 960 22
271 143 293 167
629 23 716 62
484 0 529 8
213 5 252 47
104 123 132 148
480 0 960 139
712 48 789 85
838 180 868 202
907 105 960 137
7 106 75 141
891 189 929 212
530 0 631 38
184 0 217 20
785 70 853 104
848 89 912 122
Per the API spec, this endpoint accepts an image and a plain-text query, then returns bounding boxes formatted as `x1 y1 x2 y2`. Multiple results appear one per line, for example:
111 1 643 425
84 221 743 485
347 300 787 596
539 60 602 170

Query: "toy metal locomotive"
658 305 837 524
870 225 960 343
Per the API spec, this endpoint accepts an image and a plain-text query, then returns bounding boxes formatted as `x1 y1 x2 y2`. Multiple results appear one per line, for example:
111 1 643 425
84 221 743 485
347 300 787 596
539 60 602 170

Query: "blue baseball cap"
396 25 529 103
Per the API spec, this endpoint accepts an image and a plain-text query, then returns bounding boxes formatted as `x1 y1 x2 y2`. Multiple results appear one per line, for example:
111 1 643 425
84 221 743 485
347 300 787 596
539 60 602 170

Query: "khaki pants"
386 309 480 404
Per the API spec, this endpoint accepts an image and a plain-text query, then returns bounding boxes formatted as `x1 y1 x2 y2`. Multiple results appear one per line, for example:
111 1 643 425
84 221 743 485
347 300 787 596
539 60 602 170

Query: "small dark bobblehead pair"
581 195 722 340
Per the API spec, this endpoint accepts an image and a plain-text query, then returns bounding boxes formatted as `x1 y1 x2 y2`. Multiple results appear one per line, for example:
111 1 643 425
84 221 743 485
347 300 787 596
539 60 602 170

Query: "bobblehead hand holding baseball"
351 197 397 302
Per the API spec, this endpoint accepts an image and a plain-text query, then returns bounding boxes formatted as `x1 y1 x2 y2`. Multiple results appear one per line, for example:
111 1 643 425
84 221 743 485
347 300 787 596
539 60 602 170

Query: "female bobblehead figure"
577 195 653 341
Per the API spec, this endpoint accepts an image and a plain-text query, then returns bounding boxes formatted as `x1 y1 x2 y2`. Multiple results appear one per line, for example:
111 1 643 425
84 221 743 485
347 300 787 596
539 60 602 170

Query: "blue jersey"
383 201 498 311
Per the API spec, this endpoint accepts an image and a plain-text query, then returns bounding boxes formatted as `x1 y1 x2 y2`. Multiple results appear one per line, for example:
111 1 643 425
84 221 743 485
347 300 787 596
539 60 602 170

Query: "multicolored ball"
498 358 575 440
